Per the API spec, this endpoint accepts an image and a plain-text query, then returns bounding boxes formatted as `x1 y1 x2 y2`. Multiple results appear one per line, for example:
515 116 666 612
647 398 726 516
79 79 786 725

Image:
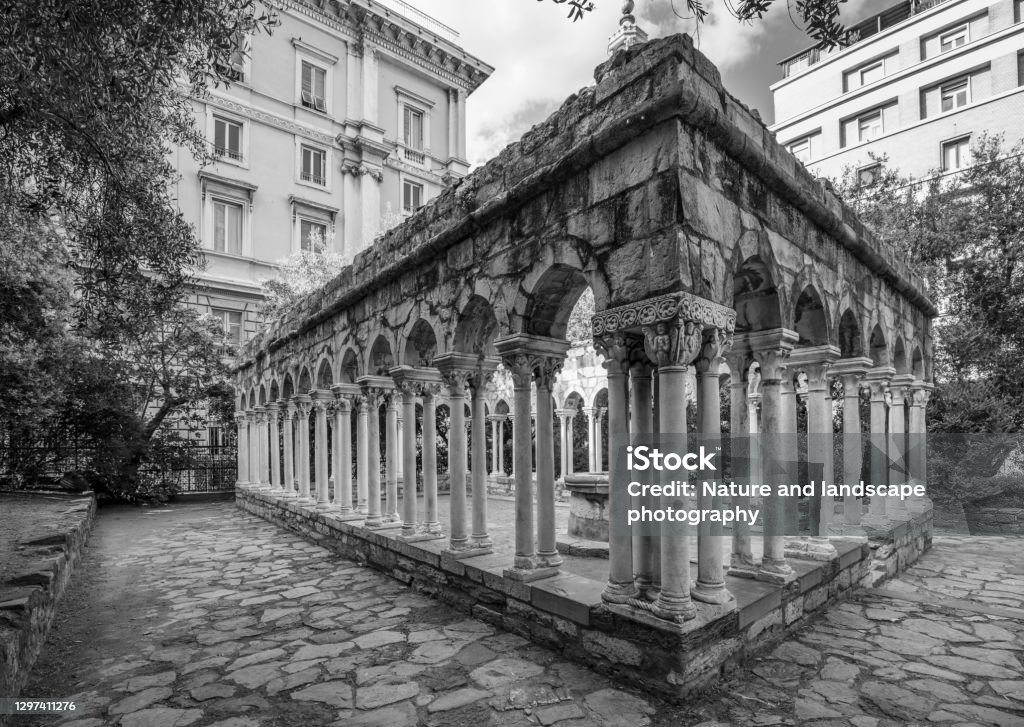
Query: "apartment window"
939 24 968 53
403 179 424 213
216 32 248 82
213 308 243 344
213 116 243 161
1016 0 1023 23
942 135 971 171
403 104 425 160
860 61 884 86
301 61 327 112
212 199 243 254
940 77 969 112
1018 51 1024 86
299 219 327 251
300 145 326 186
788 137 812 164
857 110 883 142
858 163 882 187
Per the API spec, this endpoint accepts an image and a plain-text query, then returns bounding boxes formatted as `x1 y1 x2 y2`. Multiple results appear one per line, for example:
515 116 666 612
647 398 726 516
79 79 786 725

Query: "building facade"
771 0 1024 184
174 0 492 344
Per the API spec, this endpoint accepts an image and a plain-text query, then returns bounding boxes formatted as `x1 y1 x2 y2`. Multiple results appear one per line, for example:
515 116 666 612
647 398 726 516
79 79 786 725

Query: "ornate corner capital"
592 291 736 340
641 318 703 369
493 334 570 391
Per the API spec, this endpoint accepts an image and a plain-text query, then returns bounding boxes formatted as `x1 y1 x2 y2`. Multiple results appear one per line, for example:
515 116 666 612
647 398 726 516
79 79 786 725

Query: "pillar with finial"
608 0 649 55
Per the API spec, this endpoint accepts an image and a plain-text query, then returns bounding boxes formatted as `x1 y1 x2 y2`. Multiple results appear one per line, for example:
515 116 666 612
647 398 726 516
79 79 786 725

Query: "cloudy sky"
422 0 894 166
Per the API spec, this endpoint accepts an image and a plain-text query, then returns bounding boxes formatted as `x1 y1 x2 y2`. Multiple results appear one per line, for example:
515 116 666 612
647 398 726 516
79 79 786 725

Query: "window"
213 308 243 344
213 116 242 161
1018 51 1024 86
301 61 327 112
942 136 971 171
940 77 969 112
216 32 248 82
212 199 243 254
857 111 882 142
403 105 424 150
860 61 884 85
858 163 882 187
299 219 327 251
403 180 424 213
788 137 812 163
939 24 968 53
300 145 326 186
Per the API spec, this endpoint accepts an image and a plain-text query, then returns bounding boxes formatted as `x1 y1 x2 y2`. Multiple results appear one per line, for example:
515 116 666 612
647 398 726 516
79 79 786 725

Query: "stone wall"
235 489 931 701
862 509 933 586
964 506 1024 534
0 494 95 718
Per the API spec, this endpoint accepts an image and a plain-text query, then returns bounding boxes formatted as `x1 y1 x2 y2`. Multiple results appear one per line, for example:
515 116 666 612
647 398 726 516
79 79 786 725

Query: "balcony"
403 147 426 165
214 147 243 162
300 172 325 185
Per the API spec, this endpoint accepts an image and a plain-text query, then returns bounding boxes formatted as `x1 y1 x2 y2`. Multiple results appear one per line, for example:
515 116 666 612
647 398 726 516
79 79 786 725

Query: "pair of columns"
488 415 508 475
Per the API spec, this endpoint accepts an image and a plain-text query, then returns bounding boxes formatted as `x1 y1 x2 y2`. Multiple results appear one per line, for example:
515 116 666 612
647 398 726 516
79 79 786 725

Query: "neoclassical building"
173 0 492 345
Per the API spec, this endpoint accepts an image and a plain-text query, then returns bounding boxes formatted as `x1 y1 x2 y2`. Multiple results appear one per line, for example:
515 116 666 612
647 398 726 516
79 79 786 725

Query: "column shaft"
269 407 281 490
400 388 418 535
282 407 296 497
366 398 383 525
470 384 491 547
629 366 654 595
423 391 440 532
385 397 399 521
314 399 330 508
235 414 249 485
357 399 370 513
446 377 468 548
535 372 561 567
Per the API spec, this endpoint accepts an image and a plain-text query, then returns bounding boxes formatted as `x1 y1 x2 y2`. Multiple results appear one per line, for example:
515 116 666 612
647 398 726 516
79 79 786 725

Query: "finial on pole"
609 0 647 55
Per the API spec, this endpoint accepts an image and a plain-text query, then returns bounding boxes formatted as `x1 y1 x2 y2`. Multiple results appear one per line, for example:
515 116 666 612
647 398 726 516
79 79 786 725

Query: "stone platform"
236 486 932 701
0 492 95 712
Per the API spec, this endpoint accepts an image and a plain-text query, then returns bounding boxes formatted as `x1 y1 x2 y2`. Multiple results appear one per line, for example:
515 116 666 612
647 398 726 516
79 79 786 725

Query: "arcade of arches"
232 35 936 684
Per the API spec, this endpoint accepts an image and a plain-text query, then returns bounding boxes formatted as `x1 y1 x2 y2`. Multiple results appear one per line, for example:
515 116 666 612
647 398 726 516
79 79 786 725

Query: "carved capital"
440 368 472 396
641 318 703 369
753 348 790 383
695 327 732 375
534 356 564 391
502 353 534 390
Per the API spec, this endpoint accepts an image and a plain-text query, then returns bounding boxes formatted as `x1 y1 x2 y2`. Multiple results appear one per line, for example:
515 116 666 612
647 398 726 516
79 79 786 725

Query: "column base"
756 561 797 585
364 518 402 530
691 582 735 605
295 496 315 506
470 534 493 549
398 529 445 543
315 501 336 512
601 580 639 604
649 592 696 623
504 565 560 582
785 537 838 562
327 511 365 523
536 551 563 568
442 545 494 560
728 555 760 579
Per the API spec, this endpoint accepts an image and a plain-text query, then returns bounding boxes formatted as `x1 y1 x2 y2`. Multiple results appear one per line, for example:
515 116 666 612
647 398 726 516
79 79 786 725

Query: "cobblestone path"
18 503 1024 727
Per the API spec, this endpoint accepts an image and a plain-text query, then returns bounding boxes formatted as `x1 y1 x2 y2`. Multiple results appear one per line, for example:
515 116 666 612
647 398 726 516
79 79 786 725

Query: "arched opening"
282 374 295 400
563 391 587 474
734 256 782 332
247 387 256 409
316 359 333 389
403 320 438 367
369 336 394 376
794 286 829 346
269 380 280 401
454 295 499 357
838 309 862 357
893 337 908 375
297 367 313 393
340 349 360 383
524 264 591 340
869 325 889 367
911 346 924 380
593 388 608 472
258 384 267 406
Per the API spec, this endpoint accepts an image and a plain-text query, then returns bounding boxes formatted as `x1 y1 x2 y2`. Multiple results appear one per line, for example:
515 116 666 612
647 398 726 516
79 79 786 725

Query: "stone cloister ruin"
232 36 936 696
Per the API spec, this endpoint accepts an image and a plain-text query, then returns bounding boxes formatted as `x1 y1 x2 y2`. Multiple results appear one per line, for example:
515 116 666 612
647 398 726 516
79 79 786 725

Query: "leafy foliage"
259 233 349 321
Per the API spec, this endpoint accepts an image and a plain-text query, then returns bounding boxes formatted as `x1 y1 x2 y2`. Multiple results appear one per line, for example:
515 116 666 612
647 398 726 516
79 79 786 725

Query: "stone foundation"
0 493 95 718
236 487 931 701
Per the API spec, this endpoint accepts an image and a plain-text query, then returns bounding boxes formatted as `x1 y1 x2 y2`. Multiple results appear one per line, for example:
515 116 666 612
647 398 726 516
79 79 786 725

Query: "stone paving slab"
14 503 1024 727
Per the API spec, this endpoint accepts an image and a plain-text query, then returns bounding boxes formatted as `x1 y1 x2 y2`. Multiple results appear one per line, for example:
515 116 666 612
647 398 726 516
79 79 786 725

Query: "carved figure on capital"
696 327 733 375
642 318 704 369
535 356 564 391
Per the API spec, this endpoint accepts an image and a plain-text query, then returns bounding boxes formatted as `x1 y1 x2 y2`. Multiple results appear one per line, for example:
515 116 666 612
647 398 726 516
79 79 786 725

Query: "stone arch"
340 348 360 383
522 263 592 339
369 335 394 375
282 374 295 399
563 390 585 409
258 384 268 406
297 366 313 393
838 309 863 357
495 399 510 415
893 337 908 375
247 386 257 409
869 325 889 367
316 358 334 388
911 345 925 379
403 319 438 367
793 285 829 346
453 294 499 357
733 255 782 332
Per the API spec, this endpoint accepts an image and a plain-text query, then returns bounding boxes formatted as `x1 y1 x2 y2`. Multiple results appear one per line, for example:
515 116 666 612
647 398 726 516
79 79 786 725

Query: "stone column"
555 409 572 481
312 392 333 510
421 385 441 534
247 411 259 486
692 328 733 605
470 364 498 550
436 359 471 553
906 382 930 513
864 367 895 527
252 408 267 487
267 403 282 491
331 387 357 517
587 408 598 472
788 346 841 559
629 358 655 596
643 319 703 621
535 359 563 569
888 373 914 520
831 358 872 528
726 351 756 577
235 412 249 486
294 395 313 503
357 377 395 528
751 329 799 584
385 393 400 523
281 402 297 498
779 374 799 534
498 417 507 474
489 416 501 475
397 381 419 537
356 394 370 513
495 334 569 581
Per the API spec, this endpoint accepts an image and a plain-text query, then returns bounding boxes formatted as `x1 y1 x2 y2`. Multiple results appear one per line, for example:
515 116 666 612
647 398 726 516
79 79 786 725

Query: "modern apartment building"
771 0 1024 185
174 0 493 344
